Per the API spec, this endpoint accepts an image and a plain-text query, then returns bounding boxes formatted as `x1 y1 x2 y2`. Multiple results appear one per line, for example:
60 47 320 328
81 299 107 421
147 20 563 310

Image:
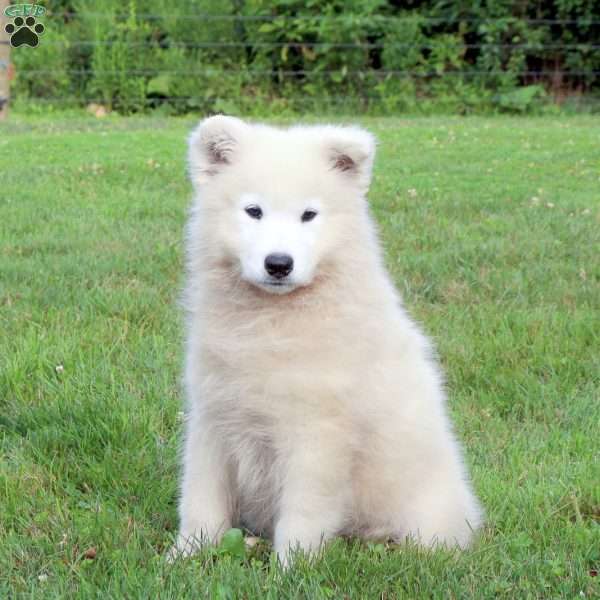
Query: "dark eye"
245 205 263 220
301 210 318 223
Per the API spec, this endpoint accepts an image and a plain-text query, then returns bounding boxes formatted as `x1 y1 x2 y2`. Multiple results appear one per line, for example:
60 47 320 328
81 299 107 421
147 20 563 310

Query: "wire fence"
5 11 600 113
16 70 600 77
44 12 600 25
33 41 600 50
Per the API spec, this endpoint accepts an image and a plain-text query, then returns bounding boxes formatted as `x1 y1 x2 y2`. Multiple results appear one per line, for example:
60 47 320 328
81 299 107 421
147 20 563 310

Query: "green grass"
1 112 599 598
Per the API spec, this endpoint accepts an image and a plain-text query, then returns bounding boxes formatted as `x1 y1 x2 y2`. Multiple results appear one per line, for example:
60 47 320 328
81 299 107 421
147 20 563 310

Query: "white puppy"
175 116 483 565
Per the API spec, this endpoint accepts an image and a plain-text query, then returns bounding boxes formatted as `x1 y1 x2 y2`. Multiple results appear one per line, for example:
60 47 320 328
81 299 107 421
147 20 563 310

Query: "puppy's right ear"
188 115 246 187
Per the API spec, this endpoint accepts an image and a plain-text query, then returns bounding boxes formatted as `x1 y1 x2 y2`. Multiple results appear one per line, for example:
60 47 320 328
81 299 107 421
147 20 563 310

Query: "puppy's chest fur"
200 305 366 535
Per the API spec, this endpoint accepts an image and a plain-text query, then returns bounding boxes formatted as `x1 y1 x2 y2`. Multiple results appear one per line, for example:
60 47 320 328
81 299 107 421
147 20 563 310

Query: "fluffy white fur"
175 115 483 565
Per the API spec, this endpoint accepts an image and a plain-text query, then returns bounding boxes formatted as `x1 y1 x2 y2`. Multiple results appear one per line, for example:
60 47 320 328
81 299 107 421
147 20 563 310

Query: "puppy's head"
188 115 376 295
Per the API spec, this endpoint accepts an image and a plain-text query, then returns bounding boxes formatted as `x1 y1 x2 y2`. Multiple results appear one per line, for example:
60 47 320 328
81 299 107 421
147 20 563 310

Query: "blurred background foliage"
10 0 600 114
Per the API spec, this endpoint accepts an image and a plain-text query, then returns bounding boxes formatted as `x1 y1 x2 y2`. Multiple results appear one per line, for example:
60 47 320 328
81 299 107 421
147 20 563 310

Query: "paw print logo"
5 16 45 48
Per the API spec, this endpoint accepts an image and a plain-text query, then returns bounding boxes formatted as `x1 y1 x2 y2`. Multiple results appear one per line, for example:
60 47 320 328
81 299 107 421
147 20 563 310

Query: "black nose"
264 253 294 279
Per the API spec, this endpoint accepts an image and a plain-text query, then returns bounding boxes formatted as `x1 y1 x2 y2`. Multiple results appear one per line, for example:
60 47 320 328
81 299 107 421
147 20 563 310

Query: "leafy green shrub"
11 29 71 101
495 84 547 113
8 0 600 114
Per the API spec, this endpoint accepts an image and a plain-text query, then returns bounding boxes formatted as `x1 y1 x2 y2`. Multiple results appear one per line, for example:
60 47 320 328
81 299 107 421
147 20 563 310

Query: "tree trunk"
0 0 11 120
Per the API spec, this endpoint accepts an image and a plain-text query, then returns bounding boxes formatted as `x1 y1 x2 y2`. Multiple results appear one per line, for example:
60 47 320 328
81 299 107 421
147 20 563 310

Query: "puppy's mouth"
258 279 296 294
264 280 288 286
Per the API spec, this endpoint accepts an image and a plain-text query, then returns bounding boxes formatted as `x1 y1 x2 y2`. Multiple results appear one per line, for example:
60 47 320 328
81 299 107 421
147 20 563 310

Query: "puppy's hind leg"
385 460 483 550
397 476 482 549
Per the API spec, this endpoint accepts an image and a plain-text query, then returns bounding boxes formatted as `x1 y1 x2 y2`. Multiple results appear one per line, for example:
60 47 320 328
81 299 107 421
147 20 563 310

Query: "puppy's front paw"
275 537 321 569
276 548 293 570
166 533 203 562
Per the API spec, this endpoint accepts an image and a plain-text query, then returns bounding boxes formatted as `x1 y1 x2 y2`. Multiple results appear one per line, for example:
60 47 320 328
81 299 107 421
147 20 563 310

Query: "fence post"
0 0 11 120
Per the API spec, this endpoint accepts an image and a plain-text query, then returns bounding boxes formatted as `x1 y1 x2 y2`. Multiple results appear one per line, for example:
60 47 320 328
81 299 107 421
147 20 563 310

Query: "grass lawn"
1 112 599 598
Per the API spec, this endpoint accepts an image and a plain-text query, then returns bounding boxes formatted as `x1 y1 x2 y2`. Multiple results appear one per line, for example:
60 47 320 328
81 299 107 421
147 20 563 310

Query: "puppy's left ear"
325 126 376 191
188 115 247 188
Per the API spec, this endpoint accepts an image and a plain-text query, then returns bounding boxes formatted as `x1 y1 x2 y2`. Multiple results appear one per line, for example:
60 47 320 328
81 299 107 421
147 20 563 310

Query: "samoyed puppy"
174 115 482 564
